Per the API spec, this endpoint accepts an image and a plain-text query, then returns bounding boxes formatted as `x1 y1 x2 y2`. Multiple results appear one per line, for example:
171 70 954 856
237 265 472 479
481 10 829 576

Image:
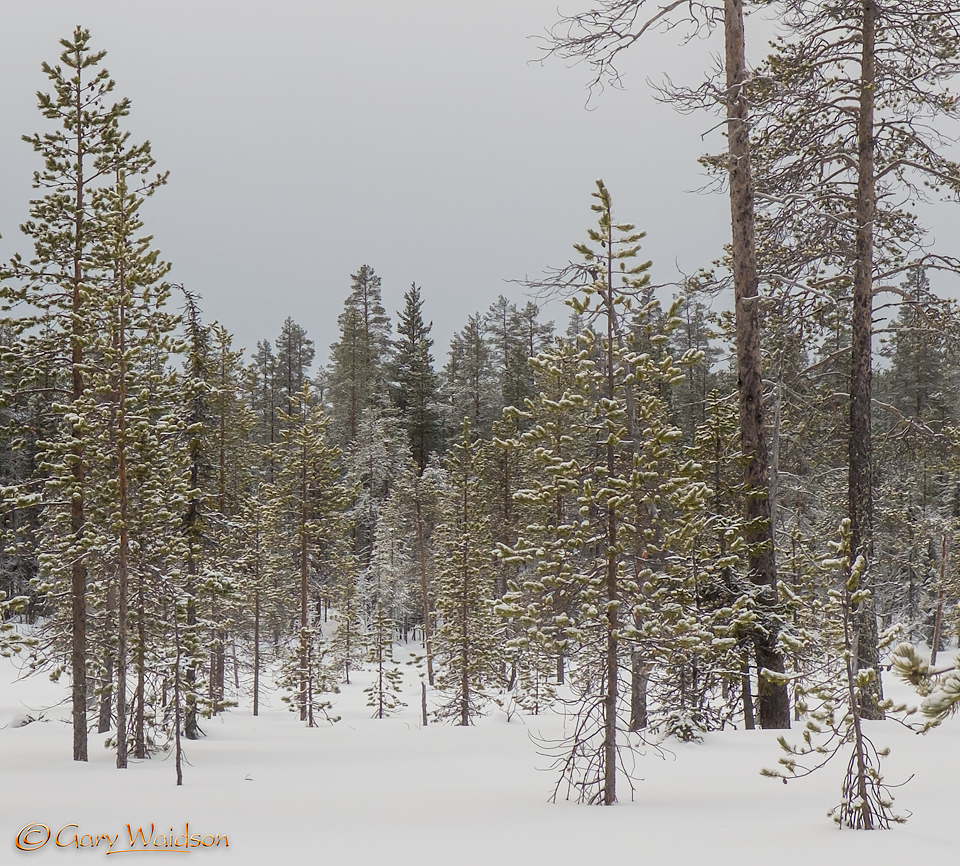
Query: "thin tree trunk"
253 584 261 716
741 651 756 730
724 0 790 730
299 438 309 722
460 538 470 727
629 652 651 731
115 229 130 771
845 584 872 828
134 574 146 759
184 554 198 740
931 535 948 666
70 66 89 764
98 584 115 734
415 475 434 685
173 602 184 787
602 224 618 806
850 0 884 721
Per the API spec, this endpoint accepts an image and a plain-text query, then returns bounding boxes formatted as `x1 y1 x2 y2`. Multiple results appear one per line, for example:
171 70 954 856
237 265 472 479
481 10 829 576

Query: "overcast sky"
2 1 958 368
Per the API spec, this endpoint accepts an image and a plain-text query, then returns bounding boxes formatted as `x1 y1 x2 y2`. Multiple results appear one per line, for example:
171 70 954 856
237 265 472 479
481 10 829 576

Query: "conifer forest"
6 5 960 860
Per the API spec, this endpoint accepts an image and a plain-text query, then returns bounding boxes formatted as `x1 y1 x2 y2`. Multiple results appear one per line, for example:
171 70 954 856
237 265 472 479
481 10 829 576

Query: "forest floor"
2 641 958 865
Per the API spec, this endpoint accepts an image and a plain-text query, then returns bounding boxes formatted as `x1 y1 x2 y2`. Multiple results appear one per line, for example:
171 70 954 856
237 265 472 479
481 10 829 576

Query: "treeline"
4 20 960 817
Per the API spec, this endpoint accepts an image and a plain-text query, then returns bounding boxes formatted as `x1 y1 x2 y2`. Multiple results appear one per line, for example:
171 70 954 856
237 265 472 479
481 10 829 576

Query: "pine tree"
766 521 908 829
328 265 393 446
484 296 554 417
365 598 406 718
432 420 499 725
543 1 791 731
442 314 498 440
86 150 177 767
745 0 960 719
391 284 442 472
274 318 315 423
1 28 169 760
506 181 716 802
386 462 444 685
248 340 279 482
264 383 351 723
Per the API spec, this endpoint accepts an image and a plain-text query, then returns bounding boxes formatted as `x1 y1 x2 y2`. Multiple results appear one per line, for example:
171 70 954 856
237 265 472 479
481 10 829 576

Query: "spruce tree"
432 420 499 725
328 265 393 446
442 314 498 440
264 383 351 722
274 318 315 423
391 284 442 472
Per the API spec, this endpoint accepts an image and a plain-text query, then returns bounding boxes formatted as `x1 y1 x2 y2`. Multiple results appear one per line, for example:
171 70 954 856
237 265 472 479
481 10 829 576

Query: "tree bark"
253 517 261 716
415 475 435 685
134 575 146 759
299 437 309 722
115 248 130 770
602 220 618 806
629 651 651 731
70 62 89 764
850 0 884 720
724 0 790 729
97 584 115 734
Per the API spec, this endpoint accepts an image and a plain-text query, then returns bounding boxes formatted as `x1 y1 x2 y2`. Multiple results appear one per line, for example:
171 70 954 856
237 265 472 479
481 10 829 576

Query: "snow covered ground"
2 645 958 865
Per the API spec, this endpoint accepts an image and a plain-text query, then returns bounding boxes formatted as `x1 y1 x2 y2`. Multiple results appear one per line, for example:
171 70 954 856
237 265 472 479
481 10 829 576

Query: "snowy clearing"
2 648 958 865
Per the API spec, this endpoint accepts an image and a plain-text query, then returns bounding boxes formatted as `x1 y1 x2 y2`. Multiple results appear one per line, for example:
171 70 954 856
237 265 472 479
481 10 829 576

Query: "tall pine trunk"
601 223 619 806
724 0 790 729
299 437 310 723
415 475 434 686
97 585 115 733
850 0 884 720
115 238 130 769
134 575 147 759
70 65 89 764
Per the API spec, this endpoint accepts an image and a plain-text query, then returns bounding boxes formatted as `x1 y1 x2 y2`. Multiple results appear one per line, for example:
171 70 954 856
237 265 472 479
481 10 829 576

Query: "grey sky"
2 1 958 367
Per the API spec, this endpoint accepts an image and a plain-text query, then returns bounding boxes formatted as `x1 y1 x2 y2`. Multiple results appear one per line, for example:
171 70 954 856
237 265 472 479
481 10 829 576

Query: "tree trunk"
134 575 146 759
850 0 884 721
602 227 618 806
253 580 261 717
70 74 88 764
724 0 790 730
629 651 651 731
741 651 756 730
415 475 435 685
184 553 199 740
930 535 948 666
299 440 309 722
116 242 130 770
97 584 115 734
460 542 470 727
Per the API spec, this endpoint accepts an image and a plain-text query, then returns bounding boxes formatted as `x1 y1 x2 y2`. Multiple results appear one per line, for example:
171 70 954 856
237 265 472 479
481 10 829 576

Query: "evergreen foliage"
328 265 393 446
391 284 442 471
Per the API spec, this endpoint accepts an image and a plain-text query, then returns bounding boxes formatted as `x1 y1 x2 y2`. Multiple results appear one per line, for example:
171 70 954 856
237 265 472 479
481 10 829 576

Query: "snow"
2 648 959 865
